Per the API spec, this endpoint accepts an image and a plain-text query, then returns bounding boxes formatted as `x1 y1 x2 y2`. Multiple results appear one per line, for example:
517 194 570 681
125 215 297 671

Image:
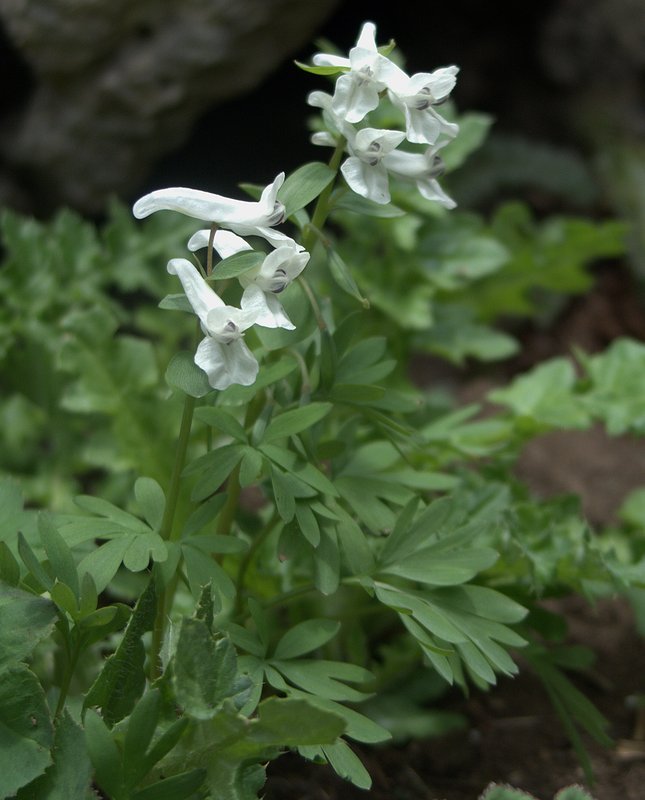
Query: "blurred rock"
0 0 338 214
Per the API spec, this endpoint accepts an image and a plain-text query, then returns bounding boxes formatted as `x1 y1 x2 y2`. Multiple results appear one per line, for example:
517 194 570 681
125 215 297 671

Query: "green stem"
234 512 280 615
299 275 326 331
216 463 241 536
261 582 318 611
206 222 217 276
149 392 197 681
298 139 346 330
302 138 346 254
159 394 196 543
216 390 266 537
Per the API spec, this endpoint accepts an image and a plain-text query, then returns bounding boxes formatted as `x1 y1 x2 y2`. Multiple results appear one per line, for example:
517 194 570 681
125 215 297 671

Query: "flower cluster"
308 22 458 207
133 173 309 390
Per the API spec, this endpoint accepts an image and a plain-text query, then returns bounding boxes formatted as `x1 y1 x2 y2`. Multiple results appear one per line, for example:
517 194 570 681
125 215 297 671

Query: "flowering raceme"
133 176 310 390
308 22 460 206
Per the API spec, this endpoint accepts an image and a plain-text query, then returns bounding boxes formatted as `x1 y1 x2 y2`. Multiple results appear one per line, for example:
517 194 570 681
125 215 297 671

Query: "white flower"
188 226 304 255
133 173 286 236
383 145 456 208
307 90 355 146
313 22 401 124
387 66 460 145
167 258 260 390
187 230 309 331
340 127 406 204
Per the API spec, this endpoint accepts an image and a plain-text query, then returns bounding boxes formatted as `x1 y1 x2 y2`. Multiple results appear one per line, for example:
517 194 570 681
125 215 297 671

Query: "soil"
265 264 645 800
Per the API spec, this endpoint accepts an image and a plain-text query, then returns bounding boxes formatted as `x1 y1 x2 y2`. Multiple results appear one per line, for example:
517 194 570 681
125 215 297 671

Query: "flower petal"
312 53 350 68
133 173 286 231
416 178 456 208
355 21 378 51
241 285 295 330
341 157 390 204
332 73 380 123
187 229 253 256
195 337 258 390
167 258 222 327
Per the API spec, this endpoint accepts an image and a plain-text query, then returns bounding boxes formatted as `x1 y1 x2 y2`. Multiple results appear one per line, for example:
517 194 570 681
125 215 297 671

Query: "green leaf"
123 690 161 787
17 532 53 591
0 666 54 797
195 407 247 443
84 580 156 725
132 769 207 800
158 292 192 312
580 338 645 434
327 249 369 306
329 384 385 404
174 620 238 719
186 444 245 502
183 494 228 537
122 530 168 573
321 740 371 790
0 541 20 586
489 358 590 429
263 402 332 443
0 479 25 542
271 659 372 703
50 582 79 617
135 478 166 531
295 503 320 547
480 784 537 800
270 466 296 522
73 495 148 531
335 512 375 576
314 526 340 595
138 718 190 782
38 514 79 598
441 112 493 171
254 696 345 746
0 583 57 669
182 543 236 599
294 59 348 76
274 619 340 660
165 351 212 398
238 447 264 487
17 711 92 800
211 251 264 280
331 191 405 218
555 787 596 800
77 538 130 594
381 546 499 586
83 709 123 798
278 162 335 218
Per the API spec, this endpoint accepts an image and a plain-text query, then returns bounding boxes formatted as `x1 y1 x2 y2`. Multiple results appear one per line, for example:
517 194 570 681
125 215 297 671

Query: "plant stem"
234 512 280 615
149 392 196 681
261 582 318 610
302 139 346 254
298 140 345 330
159 394 196 543
216 463 241 536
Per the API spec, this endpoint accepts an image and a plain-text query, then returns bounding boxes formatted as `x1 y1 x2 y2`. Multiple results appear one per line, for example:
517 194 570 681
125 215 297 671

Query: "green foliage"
476 783 596 800
1 21 642 800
